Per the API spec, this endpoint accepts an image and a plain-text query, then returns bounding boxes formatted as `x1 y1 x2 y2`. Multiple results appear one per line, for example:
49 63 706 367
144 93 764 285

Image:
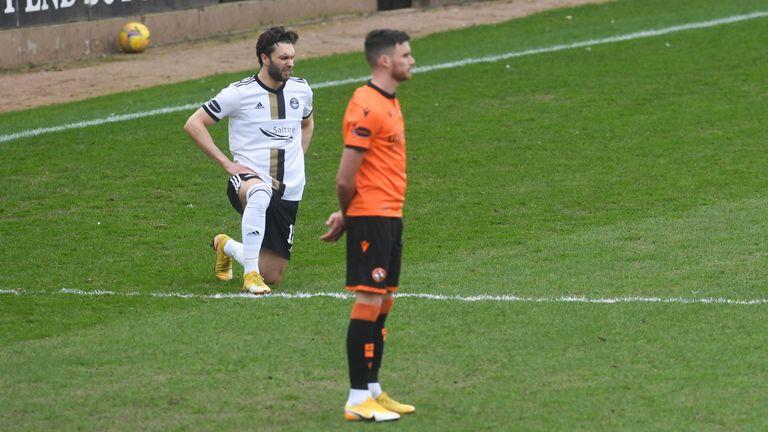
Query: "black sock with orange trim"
368 296 393 386
347 302 381 391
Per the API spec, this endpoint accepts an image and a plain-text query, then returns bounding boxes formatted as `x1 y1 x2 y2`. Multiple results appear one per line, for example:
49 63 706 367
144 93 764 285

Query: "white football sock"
368 382 382 399
241 183 271 274
347 389 372 406
223 239 244 265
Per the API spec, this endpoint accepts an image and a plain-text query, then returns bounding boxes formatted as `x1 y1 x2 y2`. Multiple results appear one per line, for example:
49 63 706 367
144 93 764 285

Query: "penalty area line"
1 288 767 305
1 10 767 144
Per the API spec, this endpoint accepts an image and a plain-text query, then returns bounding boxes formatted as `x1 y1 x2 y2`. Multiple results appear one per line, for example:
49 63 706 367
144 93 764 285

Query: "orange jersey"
342 83 407 217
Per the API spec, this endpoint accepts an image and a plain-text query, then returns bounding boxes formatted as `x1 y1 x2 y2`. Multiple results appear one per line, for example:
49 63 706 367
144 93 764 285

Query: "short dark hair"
256 26 299 66
364 29 410 67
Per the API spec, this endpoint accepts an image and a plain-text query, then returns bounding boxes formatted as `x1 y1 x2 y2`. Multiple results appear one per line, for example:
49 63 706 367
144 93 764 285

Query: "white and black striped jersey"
203 75 313 201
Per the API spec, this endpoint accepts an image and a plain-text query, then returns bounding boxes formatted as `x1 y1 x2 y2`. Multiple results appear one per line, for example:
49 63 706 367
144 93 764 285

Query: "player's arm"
336 147 365 214
183 108 254 176
320 147 365 242
301 113 314 155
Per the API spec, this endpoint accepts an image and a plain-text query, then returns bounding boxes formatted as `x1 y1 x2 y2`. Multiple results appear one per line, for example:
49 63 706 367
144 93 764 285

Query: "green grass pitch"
2 0 768 430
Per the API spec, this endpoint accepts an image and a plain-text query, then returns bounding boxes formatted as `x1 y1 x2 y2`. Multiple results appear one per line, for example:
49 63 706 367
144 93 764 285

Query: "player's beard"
268 62 290 82
392 67 412 82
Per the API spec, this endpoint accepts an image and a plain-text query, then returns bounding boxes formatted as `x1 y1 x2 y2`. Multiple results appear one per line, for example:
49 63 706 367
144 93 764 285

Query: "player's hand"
223 160 256 176
319 210 345 242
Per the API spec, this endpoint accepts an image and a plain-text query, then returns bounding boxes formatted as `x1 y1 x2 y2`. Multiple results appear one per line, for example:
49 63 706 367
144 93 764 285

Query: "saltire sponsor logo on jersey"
260 127 294 141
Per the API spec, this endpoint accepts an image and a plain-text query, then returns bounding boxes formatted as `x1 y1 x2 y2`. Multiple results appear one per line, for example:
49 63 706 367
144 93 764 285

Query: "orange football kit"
342 82 407 294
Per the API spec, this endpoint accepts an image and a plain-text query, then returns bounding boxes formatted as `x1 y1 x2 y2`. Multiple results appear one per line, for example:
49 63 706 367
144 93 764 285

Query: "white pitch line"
0 103 200 144
0 288 766 305
1 10 767 144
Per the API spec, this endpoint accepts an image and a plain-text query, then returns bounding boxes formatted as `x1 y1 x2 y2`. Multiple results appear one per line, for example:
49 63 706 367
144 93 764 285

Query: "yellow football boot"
344 397 400 422
376 392 415 414
242 271 271 295
211 234 233 281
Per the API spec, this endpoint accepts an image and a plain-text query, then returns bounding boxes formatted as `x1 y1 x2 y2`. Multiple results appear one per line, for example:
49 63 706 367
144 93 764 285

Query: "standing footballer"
184 26 314 294
321 29 416 422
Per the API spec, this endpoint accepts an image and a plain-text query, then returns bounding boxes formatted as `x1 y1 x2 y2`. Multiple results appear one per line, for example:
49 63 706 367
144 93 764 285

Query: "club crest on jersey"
289 97 300 109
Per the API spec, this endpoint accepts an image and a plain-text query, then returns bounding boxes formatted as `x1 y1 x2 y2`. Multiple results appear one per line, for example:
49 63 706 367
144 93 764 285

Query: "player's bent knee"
239 180 271 210
259 249 288 285
245 183 271 208
261 267 284 285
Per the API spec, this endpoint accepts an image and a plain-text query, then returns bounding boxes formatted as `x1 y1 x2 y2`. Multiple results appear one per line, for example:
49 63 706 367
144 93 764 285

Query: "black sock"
368 313 388 384
347 318 375 390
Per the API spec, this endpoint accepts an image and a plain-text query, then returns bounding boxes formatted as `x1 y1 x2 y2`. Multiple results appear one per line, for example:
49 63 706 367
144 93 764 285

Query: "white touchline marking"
0 103 201 144
1 10 767 144
0 288 766 305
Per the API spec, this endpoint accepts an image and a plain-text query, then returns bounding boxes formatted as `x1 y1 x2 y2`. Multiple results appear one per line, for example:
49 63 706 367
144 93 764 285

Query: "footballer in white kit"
203 75 313 201
184 26 314 294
